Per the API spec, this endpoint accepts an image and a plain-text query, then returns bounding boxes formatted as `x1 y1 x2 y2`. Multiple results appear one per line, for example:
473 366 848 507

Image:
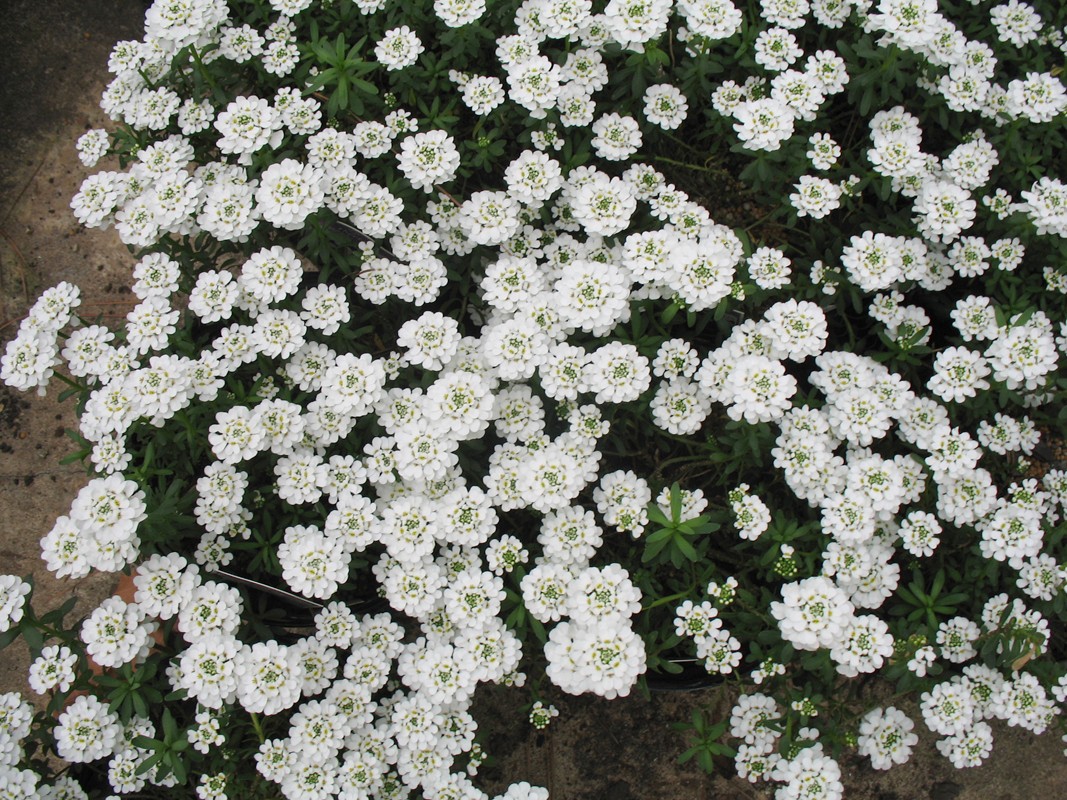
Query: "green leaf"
136 752 164 777
646 505 671 527
133 735 163 752
669 482 682 523
21 624 43 653
642 535 671 563
673 534 699 562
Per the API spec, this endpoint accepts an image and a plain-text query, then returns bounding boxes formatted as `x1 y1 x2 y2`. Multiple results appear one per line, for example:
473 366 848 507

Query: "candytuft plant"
2 0 1067 797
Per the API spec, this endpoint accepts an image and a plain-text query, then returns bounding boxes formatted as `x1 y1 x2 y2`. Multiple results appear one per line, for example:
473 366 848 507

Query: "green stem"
643 589 693 611
190 47 219 92
250 712 266 744
652 154 727 177
655 453 711 472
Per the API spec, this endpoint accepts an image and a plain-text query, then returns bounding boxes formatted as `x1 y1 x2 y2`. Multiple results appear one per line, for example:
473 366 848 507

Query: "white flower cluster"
3 0 1067 793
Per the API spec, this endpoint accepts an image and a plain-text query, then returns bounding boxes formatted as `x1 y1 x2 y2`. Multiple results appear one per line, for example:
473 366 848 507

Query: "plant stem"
643 589 692 611
250 712 266 744
652 154 727 177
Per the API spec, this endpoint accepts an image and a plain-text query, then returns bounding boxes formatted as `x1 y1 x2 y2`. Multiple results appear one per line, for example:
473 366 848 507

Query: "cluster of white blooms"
674 587 742 675
3 0 1067 794
0 691 33 771
1 281 81 394
0 577 30 636
40 474 148 576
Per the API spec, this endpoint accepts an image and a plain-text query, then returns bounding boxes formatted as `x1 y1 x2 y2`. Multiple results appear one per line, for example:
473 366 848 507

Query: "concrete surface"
1 2 1066 798
0 0 146 699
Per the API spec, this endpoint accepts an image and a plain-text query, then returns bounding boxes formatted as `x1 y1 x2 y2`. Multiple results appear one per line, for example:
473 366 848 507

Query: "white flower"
857 708 917 772
733 97 795 151
1 330 58 394
805 49 849 94
40 516 90 579
198 179 260 242
594 469 652 536
666 228 741 310
76 128 110 167
936 616 980 663
544 620 646 699
566 564 642 624
985 315 1059 391
175 634 241 709
240 245 302 305
914 179 977 243
209 406 266 464
481 255 544 314
219 23 265 61
506 56 562 118
569 174 638 237
730 486 771 541
790 175 842 218
587 342 651 404
936 721 994 768
538 505 602 565
178 581 243 642
772 745 843 800
754 27 802 71
374 26 424 69
641 83 688 130
830 614 894 676
927 346 990 402
554 260 631 334
397 130 460 192
763 299 828 361
674 599 720 639
906 644 936 677
698 626 743 674
483 317 550 381
921 679 976 736
236 641 304 716
54 695 122 763
807 132 841 169
591 113 642 160
771 576 855 651
459 190 522 246
0 576 30 634
1006 73 1067 125
840 231 904 292
125 295 179 355
319 353 388 416
652 338 700 379
723 355 797 424
651 377 711 434
990 0 1043 47
28 644 77 694
255 159 325 231
676 0 743 39
899 510 941 557
70 171 124 227
461 75 506 115
504 150 563 205
603 0 672 49
69 474 147 571
133 552 199 619
434 0 487 26
214 95 282 157
397 311 461 371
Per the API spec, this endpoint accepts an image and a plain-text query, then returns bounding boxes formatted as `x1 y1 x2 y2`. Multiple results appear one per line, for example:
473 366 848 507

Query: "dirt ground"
1 2 1066 798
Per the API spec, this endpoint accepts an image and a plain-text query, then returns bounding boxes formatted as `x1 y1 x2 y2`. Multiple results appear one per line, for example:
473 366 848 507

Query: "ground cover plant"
2 0 1067 797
